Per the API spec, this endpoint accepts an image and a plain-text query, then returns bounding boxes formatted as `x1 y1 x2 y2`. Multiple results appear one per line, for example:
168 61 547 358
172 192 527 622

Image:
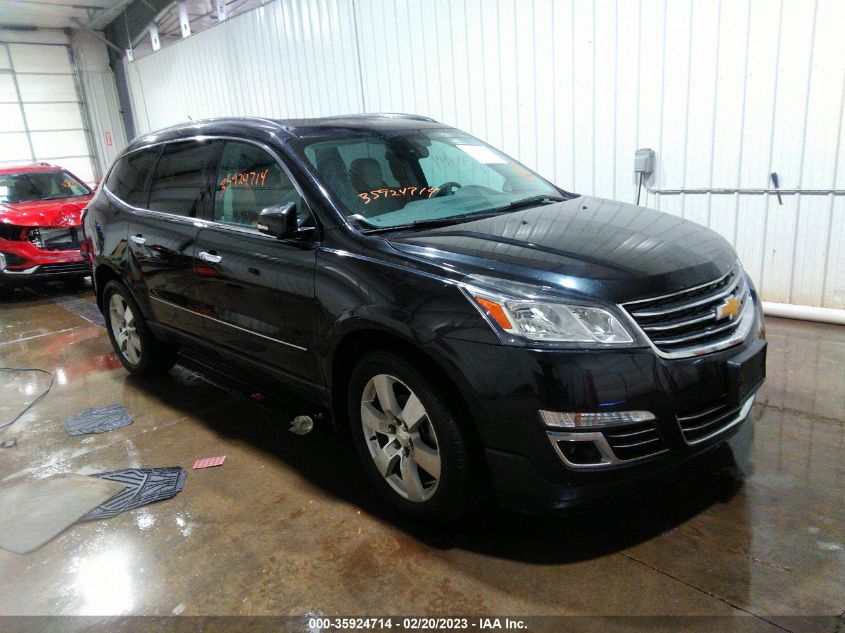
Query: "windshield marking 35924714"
291 129 563 232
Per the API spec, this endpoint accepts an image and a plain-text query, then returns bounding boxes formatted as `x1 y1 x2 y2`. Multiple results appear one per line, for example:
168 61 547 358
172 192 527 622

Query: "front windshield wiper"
360 210 500 234
358 195 566 235
40 193 76 200
487 194 567 214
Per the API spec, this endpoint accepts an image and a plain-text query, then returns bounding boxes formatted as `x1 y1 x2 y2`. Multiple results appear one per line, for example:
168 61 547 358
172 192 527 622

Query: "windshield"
0 170 91 204
290 128 560 230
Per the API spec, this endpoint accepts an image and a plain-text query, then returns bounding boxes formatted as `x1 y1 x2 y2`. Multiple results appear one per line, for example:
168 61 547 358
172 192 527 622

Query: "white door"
0 42 98 185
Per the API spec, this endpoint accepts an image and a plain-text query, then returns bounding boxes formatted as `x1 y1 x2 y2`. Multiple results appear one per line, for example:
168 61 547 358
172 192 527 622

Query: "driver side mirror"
257 203 298 238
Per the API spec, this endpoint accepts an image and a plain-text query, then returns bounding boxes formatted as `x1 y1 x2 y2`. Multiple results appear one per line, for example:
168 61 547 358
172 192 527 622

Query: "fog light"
539 410 656 429
0 253 6 272
557 440 604 465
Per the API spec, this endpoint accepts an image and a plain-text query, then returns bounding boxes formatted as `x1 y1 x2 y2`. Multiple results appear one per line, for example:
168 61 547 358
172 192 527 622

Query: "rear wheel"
349 351 480 522
103 280 177 375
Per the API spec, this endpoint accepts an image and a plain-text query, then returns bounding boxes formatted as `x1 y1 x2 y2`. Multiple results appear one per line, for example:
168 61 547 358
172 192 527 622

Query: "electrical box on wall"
634 148 655 175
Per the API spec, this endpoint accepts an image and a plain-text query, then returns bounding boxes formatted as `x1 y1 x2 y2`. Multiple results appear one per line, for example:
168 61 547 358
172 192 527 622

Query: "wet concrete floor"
0 282 842 631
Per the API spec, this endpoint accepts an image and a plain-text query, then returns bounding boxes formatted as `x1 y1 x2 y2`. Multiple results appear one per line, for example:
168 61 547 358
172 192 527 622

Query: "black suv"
83 115 766 521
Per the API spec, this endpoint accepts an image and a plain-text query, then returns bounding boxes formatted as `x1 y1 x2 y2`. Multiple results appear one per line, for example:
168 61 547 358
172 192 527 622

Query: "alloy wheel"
108 294 142 366
360 374 441 502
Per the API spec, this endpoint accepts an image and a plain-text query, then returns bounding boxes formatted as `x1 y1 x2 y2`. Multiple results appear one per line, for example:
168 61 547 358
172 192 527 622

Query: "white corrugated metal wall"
124 0 845 310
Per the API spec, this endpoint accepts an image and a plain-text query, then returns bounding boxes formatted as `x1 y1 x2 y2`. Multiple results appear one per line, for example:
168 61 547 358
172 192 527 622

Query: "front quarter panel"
83 188 130 302
315 241 498 415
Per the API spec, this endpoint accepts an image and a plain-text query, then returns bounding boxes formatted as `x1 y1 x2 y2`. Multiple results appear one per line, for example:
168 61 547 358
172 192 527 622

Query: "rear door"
194 140 320 386
126 139 217 337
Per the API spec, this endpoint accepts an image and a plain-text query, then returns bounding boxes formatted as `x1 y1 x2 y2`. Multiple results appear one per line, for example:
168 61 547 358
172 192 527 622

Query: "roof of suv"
279 113 443 133
127 113 448 153
0 163 63 176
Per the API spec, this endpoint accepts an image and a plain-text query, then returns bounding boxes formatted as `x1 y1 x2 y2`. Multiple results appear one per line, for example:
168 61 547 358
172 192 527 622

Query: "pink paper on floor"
193 455 226 469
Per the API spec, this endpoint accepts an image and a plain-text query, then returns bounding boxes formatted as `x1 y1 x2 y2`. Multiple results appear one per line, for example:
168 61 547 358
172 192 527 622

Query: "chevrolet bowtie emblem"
716 295 741 321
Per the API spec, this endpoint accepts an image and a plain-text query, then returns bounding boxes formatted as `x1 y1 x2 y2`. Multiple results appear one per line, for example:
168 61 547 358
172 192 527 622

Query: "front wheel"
103 280 177 376
348 351 480 522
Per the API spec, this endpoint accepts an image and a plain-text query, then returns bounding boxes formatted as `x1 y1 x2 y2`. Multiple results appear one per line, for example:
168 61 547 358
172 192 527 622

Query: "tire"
102 280 177 376
348 351 480 523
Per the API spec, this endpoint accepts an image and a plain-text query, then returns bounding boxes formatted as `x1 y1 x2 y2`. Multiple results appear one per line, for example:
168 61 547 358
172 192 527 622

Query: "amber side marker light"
475 297 513 330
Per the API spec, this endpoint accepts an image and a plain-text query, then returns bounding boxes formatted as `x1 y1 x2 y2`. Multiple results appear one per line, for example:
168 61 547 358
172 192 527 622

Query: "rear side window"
148 141 213 217
213 141 307 228
105 148 158 207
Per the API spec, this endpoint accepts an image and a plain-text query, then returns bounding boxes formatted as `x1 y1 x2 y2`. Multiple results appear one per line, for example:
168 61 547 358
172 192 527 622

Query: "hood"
0 196 91 228
386 196 737 304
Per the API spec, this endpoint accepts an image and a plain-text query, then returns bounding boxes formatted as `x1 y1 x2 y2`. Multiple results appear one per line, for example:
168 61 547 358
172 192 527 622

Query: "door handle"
130 234 146 245
199 251 222 263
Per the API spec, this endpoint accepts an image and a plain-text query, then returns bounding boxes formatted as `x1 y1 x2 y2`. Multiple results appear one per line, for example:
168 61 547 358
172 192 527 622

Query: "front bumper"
485 410 754 513
439 298 766 513
1 238 90 284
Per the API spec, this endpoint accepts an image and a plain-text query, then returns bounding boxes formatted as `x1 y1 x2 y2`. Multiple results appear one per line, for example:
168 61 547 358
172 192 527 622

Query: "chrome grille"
677 395 755 445
36 261 90 275
602 422 666 461
622 264 750 357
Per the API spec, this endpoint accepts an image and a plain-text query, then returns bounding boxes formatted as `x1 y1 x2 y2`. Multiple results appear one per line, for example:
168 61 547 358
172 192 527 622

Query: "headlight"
461 275 634 346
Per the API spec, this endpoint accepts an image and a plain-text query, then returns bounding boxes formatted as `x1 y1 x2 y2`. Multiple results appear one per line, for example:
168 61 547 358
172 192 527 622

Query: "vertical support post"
67 45 102 183
4 43 37 164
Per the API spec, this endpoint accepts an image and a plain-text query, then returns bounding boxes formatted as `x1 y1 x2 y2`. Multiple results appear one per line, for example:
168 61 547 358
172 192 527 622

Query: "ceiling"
0 0 131 31
129 0 261 60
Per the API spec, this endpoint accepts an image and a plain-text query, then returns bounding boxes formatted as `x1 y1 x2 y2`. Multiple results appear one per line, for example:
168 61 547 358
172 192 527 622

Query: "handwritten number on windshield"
358 187 439 205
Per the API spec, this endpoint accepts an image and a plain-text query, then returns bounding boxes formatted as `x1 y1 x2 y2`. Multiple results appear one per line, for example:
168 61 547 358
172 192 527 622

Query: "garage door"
0 42 98 185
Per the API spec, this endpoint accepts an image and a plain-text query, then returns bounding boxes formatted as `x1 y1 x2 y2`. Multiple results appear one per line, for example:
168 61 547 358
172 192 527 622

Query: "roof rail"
129 116 284 145
128 113 440 145
368 113 438 122
345 112 439 123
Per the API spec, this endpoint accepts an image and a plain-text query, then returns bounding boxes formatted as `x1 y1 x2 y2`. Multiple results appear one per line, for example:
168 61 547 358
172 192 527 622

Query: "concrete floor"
0 283 843 631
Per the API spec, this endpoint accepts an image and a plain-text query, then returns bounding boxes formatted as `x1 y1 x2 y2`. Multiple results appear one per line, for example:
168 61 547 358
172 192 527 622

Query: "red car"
0 164 93 288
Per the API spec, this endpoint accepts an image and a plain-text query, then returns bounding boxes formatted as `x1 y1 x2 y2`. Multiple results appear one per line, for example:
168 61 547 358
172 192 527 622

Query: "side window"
148 141 212 216
213 141 308 228
105 148 159 207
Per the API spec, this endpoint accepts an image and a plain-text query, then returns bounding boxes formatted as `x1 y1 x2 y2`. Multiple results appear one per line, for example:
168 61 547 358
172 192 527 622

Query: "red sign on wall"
104 131 113 147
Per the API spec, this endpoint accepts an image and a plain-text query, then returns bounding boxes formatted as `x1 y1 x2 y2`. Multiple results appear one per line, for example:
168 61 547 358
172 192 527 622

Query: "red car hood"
0 196 92 228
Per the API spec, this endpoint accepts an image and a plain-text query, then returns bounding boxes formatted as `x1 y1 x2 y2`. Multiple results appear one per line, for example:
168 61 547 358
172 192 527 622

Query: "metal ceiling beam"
72 0 135 30
102 0 172 56
70 16 123 53
129 1 176 47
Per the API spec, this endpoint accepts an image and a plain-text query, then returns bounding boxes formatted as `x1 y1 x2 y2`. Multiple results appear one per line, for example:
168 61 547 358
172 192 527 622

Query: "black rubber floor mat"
56 295 106 327
80 467 186 521
64 403 133 435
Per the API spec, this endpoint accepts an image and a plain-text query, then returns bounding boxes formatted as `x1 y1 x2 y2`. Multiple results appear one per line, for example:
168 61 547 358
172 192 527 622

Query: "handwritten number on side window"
220 168 269 192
